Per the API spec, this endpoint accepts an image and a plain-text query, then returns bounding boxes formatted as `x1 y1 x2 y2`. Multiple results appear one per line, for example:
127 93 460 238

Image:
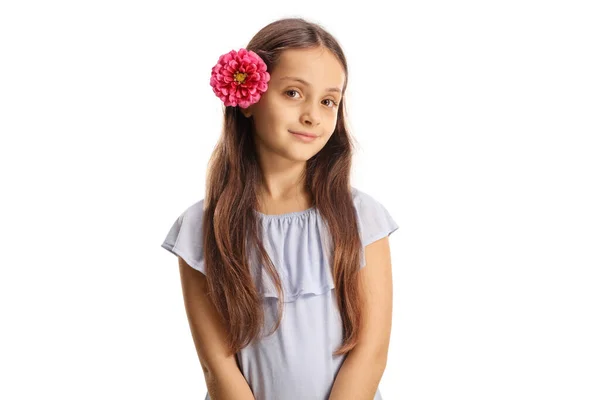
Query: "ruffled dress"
161 186 399 400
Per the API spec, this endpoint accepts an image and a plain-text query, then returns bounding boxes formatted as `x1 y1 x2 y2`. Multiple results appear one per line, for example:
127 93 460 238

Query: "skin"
240 46 346 214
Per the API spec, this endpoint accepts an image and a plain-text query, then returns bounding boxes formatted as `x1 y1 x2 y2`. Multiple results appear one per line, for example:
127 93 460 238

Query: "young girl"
161 17 398 400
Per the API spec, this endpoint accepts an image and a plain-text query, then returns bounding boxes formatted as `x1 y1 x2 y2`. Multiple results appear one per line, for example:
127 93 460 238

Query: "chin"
284 150 316 162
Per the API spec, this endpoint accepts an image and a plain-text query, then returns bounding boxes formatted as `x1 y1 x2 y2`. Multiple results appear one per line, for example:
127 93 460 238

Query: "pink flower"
209 48 270 108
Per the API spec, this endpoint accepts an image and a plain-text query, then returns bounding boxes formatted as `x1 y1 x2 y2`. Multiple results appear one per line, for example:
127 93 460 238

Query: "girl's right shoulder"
161 198 206 274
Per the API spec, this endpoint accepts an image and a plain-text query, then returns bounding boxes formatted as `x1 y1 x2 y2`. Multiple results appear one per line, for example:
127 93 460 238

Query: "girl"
161 17 398 400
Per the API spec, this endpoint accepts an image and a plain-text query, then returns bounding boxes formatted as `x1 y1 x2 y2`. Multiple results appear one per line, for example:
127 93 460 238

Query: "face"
241 47 346 163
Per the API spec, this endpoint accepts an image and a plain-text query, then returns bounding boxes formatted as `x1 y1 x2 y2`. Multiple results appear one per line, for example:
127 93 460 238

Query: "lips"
290 130 318 142
289 130 317 138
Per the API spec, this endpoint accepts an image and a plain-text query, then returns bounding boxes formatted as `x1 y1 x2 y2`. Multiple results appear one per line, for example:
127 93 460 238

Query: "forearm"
328 347 387 400
205 366 256 400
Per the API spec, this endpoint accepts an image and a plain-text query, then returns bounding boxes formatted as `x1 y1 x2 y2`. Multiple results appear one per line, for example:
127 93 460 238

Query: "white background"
1 0 599 399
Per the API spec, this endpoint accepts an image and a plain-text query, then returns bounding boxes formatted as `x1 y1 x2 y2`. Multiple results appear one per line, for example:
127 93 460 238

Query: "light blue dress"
161 186 399 400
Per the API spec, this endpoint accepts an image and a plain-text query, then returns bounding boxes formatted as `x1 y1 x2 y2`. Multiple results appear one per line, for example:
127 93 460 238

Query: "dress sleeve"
353 189 399 269
160 199 206 275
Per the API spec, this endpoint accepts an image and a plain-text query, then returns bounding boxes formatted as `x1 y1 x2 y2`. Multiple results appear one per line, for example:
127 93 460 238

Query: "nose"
301 100 321 127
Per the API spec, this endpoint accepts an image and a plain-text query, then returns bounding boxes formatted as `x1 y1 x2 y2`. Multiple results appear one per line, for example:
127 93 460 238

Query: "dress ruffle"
161 187 399 303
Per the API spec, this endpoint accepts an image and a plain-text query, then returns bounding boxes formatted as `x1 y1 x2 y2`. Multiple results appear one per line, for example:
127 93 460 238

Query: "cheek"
253 107 289 137
267 108 294 130
326 113 338 130
260 98 286 122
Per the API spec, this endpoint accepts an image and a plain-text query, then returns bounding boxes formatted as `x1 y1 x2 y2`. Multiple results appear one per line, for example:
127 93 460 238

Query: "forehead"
272 47 345 90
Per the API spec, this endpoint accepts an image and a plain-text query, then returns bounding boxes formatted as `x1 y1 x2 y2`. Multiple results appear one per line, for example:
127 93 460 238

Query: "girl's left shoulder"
350 186 399 268
350 186 394 214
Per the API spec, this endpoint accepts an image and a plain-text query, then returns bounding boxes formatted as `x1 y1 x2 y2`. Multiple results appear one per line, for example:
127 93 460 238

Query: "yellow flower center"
234 72 247 84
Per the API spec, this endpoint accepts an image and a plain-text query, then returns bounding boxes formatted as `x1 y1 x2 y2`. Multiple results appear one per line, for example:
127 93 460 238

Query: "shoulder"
351 186 380 208
169 198 205 229
182 198 205 223
174 198 206 243
350 186 399 268
161 198 207 274
350 186 393 220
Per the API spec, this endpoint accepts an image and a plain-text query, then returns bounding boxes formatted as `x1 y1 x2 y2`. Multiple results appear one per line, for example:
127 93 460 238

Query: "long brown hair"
203 17 364 357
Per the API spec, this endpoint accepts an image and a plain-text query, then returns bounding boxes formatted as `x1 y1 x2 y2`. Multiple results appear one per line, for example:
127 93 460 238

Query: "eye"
323 99 339 108
285 89 301 99
285 89 339 109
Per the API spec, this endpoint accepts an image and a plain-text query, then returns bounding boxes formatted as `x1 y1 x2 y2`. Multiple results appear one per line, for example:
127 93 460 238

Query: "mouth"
290 130 318 142
289 130 318 140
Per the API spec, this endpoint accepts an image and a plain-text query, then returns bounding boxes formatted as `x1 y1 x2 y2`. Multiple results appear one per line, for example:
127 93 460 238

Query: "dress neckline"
254 206 316 219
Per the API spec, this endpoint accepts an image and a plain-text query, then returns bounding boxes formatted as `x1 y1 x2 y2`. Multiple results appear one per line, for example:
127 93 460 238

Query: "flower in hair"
209 48 270 108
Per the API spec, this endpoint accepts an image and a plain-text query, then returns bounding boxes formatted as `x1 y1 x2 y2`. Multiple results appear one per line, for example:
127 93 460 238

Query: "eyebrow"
279 76 342 94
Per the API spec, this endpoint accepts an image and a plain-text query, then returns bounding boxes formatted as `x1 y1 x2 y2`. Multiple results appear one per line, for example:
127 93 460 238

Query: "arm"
178 257 256 400
329 237 393 400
